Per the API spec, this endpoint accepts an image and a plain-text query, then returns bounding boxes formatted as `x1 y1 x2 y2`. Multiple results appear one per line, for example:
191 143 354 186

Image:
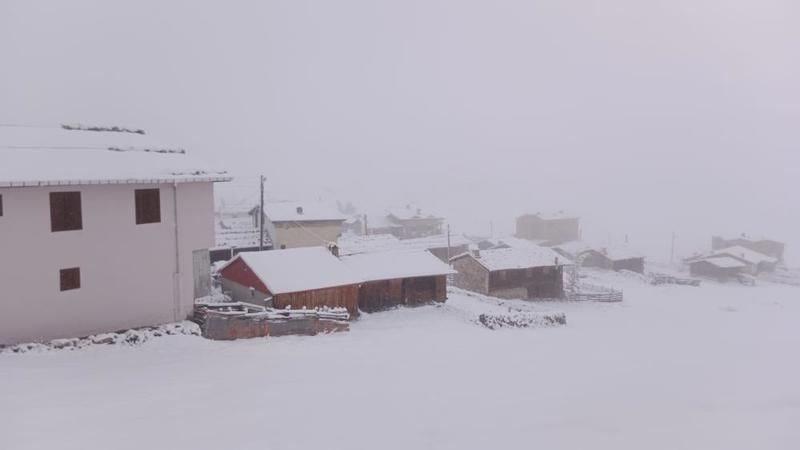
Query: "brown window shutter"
135 189 161 224
59 267 81 291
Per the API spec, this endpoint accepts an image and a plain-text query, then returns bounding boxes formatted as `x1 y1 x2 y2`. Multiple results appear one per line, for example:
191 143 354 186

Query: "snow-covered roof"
455 247 566 271
386 205 442 221
551 240 593 257
0 124 230 186
696 257 748 269
582 245 644 262
220 247 362 295
710 246 777 265
337 233 402 256
264 201 346 223
341 250 454 282
398 234 472 251
524 211 578 221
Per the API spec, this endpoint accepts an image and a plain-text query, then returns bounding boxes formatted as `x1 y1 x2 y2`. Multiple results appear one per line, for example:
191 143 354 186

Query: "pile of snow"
1 322 200 354
446 288 568 329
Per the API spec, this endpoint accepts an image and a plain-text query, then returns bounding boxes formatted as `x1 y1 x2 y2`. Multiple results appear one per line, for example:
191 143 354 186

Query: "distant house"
253 201 346 250
451 247 566 299
712 235 785 263
341 250 454 312
690 246 778 275
516 211 580 244
366 205 444 239
688 257 748 281
579 246 645 273
396 234 471 263
337 233 402 256
218 247 363 315
549 240 592 261
210 209 272 263
0 124 230 346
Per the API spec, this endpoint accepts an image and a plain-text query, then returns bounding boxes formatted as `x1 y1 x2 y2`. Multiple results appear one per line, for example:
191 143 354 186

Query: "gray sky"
2 0 798 262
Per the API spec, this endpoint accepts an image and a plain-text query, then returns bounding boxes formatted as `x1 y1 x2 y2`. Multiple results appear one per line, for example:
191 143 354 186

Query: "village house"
712 234 785 263
0 124 230 346
365 204 444 238
451 247 566 300
210 209 272 263
688 257 748 281
218 247 363 315
578 246 646 273
252 201 346 250
341 250 454 312
515 211 580 244
688 245 778 275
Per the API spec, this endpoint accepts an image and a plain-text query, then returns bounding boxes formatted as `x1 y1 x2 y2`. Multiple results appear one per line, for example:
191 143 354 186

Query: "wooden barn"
579 246 645 273
688 257 748 281
218 247 363 315
451 247 566 300
341 250 454 312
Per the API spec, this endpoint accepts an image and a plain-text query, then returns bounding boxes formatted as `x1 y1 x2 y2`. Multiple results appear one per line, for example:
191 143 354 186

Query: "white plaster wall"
0 182 215 345
273 222 343 249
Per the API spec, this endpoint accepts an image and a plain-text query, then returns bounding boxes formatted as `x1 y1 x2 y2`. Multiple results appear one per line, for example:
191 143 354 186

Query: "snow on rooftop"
525 210 578 221
551 240 593 257
222 247 363 295
587 245 645 262
698 256 749 269
0 124 230 186
398 234 472 250
264 201 346 223
460 246 566 271
337 233 402 256
711 246 778 265
341 250 454 282
386 205 442 221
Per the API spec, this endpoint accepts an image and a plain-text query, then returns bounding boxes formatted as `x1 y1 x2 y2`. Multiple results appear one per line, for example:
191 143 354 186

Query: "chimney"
472 249 481 258
296 206 304 215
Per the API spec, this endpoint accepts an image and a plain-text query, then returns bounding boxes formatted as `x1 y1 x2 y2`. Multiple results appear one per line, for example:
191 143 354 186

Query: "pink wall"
0 182 215 345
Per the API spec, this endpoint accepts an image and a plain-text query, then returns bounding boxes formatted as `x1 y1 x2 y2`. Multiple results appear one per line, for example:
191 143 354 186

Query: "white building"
0 124 230 345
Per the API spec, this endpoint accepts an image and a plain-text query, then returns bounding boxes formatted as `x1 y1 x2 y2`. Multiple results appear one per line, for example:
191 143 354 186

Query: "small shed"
341 250 455 312
688 257 748 281
579 246 645 273
218 247 363 315
451 247 566 300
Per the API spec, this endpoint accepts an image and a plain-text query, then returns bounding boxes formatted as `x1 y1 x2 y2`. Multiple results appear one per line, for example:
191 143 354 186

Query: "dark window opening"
0 194 3 216
135 189 161 224
50 192 82 232
60 267 81 291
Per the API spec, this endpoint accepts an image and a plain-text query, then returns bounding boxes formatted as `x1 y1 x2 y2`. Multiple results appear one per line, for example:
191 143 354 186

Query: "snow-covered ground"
2 273 799 450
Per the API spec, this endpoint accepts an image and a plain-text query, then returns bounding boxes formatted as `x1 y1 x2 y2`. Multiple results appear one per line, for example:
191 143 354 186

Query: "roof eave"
0 175 233 188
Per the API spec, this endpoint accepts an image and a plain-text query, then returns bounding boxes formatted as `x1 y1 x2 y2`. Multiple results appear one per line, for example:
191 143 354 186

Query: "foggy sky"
1 0 798 262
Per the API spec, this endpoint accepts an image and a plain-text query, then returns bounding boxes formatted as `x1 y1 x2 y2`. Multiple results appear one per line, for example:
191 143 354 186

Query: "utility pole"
259 175 265 251
446 224 452 265
670 232 676 265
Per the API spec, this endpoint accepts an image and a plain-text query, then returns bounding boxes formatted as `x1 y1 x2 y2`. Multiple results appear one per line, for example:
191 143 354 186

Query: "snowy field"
2 273 799 450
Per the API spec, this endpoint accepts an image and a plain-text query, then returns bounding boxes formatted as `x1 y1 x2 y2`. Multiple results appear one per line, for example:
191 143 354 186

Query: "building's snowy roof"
341 250 454 282
714 234 784 245
214 214 271 249
551 240 593 257
583 245 645 262
364 213 402 230
710 246 777 265
455 247 566 271
386 205 442 221
220 247 362 295
337 233 402 256
264 201 346 223
398 234 472 250
0 124 230 186
523 211 578 221
696 257 748 269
